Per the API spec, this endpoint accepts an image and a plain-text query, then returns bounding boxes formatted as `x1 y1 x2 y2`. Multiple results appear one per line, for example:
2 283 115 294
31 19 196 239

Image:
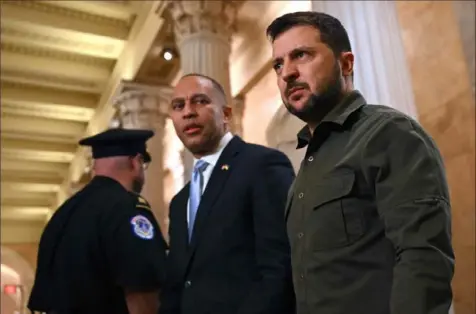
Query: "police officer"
28 128 167 314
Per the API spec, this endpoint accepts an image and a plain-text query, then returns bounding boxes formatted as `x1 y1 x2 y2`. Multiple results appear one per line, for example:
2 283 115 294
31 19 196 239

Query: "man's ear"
340 51 354 78
223 106 233 124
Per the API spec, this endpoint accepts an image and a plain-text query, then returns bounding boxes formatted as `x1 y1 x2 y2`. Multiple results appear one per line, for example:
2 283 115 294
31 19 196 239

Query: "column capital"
114 81 173 130
166 0 241 44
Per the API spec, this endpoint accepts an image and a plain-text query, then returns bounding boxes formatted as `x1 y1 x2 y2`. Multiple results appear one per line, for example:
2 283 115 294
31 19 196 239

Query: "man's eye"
195 98 208 105
172 103 183 110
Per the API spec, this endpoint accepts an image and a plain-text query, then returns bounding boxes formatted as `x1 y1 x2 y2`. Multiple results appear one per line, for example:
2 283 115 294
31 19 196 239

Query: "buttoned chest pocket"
307 171 365 251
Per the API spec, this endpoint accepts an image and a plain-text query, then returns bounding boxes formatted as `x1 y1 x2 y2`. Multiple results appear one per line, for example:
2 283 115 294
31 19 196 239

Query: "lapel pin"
221 164 229 171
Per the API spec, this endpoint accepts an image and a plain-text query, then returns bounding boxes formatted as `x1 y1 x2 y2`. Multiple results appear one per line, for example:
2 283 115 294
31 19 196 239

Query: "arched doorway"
1 246 35 314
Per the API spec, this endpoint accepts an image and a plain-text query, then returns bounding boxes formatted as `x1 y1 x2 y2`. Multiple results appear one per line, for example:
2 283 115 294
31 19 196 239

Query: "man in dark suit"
160 73 295 314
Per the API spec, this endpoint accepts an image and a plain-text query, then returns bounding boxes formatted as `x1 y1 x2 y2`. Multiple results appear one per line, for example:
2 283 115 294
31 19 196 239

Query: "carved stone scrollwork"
114 84 172 130
115 91 163 130
165 0 240 44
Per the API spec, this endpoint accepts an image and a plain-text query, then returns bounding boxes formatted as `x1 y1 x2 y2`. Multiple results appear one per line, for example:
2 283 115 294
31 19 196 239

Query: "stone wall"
396 2 475 313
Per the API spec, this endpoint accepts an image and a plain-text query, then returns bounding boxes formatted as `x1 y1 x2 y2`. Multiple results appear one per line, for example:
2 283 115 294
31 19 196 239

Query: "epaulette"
132 193 151 211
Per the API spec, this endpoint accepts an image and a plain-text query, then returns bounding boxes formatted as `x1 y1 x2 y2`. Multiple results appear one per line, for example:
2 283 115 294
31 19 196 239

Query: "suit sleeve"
361 114 454 314
237 149 296 314
159 196 181 314
103 196 167 291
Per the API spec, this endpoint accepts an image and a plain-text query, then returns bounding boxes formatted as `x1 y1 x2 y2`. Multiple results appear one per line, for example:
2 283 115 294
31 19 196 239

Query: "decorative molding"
166 0 241 43
1 42 114 67
0 24 120 57
1 101 95 122
0 160 70 178
3 0 131 28
1 148 74 164
1 69 100 91
0 131 80 145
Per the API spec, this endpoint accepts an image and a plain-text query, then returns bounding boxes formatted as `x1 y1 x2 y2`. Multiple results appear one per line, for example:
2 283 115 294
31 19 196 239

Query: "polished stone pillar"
166 0 240 179
114 83 172 237
452 0 475 98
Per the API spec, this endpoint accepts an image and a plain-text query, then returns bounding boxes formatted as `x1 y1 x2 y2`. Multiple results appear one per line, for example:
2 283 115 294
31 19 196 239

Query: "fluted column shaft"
167 1 237 98
167 0 241 180
180 33 232 101
312 0 418 118
114 84 172 238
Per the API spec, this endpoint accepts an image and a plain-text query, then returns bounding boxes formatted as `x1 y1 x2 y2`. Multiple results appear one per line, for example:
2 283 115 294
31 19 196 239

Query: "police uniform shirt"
28 128 167 313
29 176 167 314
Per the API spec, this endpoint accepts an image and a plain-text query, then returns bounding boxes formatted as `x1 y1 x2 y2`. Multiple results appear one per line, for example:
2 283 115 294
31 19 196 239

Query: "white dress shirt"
187 132 234 223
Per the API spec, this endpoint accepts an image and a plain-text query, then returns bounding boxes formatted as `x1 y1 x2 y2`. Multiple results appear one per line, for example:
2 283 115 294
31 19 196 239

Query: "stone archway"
266 104 306 173
1 246 35 314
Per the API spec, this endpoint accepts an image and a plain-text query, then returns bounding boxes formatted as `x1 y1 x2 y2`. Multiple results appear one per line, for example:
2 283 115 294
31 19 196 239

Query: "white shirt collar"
193 132 234 168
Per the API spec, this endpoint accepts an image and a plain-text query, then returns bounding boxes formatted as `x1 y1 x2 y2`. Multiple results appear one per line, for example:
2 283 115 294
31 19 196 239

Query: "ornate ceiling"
0 0 179 229
0 0 301 241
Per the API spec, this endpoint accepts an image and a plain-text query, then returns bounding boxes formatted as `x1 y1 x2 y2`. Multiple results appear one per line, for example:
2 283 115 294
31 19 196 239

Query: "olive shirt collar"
296 90 367 149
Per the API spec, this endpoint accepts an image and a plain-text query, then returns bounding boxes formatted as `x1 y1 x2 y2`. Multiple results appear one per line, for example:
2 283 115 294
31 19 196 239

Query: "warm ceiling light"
163 50 173 61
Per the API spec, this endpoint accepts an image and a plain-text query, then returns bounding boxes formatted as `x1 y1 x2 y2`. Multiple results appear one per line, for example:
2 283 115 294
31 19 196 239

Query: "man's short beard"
132 178 143 193
185 128 224 157
284 63 343 125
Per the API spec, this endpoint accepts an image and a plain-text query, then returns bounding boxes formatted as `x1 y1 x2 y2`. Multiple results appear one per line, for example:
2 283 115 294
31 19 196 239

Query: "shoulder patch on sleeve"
130 215 154 240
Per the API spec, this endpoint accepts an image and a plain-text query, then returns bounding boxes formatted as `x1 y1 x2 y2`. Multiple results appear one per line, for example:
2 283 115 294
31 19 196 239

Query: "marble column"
114 83 172 238
166 0 241 180
452 0 475 98
312 0 418 118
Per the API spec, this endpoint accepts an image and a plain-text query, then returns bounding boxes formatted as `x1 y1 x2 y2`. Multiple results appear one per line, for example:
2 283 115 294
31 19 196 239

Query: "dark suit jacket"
160 136 296 314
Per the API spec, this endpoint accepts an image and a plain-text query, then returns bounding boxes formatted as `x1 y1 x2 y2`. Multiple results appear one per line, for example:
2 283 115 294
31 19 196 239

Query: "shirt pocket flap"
312 171 355 210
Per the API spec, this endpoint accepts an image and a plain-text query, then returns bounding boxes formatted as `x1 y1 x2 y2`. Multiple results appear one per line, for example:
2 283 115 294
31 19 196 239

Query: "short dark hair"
181 73 227 103
266 11 352 57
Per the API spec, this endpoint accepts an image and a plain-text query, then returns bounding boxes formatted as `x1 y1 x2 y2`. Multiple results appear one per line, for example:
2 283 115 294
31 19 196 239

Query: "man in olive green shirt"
266 11 454 314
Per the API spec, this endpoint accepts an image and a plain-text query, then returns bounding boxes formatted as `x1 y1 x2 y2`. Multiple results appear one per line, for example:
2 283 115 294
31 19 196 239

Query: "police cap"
79 128 154 163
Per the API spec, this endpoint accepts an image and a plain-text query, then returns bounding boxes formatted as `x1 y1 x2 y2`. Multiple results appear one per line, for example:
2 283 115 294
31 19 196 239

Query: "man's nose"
282 61 299 83
182 102 197 119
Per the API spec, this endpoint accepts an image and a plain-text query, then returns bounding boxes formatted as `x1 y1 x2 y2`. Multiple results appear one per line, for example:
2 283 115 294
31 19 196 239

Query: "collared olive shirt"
286 91 454 314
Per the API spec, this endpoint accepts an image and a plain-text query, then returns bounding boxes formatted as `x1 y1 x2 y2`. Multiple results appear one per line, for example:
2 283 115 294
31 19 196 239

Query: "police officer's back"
28 128 167 314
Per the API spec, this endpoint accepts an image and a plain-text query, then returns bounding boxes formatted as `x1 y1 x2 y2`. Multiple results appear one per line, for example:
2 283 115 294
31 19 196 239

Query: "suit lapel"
284 180 296 221
169 185 190 263
187 136 244 253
